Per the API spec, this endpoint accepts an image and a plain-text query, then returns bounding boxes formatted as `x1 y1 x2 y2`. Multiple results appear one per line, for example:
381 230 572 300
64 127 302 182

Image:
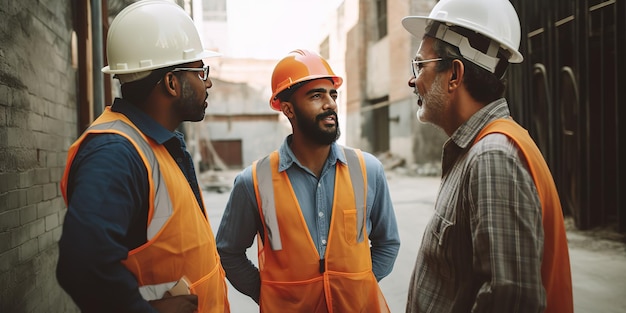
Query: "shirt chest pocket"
431 212 453 247
428 212 455 279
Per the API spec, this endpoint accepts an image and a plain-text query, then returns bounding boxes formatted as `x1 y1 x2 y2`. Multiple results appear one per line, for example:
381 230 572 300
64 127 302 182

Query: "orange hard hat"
269 49 343 111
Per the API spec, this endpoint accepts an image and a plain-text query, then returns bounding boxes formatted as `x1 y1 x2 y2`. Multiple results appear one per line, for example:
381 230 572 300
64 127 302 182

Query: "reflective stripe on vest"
256 147 366 251
87 120 173 240
344 147 366 243
255 156 282 250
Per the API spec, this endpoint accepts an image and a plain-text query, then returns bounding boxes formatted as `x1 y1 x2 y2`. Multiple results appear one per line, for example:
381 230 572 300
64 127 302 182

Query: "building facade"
321 0 447 168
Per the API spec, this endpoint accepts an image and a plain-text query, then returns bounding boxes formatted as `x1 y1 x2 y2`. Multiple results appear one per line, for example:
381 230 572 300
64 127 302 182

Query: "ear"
162 72 179 97
281 101 295 119
449 59 464 91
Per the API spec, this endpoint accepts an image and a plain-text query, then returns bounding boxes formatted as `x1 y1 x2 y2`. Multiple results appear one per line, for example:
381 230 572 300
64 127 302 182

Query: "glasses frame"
171 65 210 81
411 58 443 77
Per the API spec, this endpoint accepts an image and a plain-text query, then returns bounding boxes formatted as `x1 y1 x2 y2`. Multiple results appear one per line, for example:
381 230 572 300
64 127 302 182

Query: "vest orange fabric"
252 150 390 313
61 108 230 313
475 118 573 313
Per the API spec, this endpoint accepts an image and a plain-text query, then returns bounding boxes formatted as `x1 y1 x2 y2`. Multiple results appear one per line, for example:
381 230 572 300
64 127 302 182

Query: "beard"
293 104 340 146
177 77 206 122
416 73 447 126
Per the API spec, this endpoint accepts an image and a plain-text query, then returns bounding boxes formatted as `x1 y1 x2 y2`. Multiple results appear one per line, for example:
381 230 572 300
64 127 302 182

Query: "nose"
408 75 416 88
323 94 338 111
204 78 213 89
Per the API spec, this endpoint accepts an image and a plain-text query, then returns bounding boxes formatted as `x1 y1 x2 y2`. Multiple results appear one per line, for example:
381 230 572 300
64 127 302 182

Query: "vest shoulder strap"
87 118 173 240
341 147 367 243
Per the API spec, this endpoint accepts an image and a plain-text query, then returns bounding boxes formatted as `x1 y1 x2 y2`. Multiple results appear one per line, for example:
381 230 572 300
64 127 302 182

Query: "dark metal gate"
507 0 626 231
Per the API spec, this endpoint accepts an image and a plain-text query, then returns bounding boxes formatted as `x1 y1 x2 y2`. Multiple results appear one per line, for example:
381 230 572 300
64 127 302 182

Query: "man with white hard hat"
401 0 573 312
57 1 230 312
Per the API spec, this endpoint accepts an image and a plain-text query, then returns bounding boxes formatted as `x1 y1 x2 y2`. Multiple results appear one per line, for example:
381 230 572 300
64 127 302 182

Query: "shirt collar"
277 135 347 173
449 98 511 149
110 98 177 145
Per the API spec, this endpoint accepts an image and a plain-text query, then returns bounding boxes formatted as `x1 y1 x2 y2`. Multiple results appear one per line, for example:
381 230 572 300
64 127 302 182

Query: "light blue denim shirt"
216 135 400 303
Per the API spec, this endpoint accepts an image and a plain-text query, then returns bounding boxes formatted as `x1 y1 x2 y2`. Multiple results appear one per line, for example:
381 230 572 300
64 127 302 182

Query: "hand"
149 293 198 313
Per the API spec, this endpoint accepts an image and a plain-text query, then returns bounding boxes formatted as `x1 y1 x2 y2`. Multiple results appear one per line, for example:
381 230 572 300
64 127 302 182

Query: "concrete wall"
199 77 290 167
383 0 448 166
366 37 390 100
0 1 79 312
342 0 447 166
344 0 367 150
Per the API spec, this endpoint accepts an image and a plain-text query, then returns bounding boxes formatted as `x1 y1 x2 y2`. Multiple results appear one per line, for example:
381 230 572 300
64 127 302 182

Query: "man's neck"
289 135 332 178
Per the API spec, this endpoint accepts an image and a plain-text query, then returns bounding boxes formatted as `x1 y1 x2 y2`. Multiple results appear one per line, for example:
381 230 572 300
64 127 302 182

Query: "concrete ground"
202 170 626 313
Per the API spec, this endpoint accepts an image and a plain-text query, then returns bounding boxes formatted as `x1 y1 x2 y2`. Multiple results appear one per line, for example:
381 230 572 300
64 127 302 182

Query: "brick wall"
0 1 78 312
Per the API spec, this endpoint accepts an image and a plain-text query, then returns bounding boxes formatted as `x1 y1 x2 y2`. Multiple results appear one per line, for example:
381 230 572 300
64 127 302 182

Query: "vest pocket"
327 271 389 312
260 277 325 312
343 209 357 245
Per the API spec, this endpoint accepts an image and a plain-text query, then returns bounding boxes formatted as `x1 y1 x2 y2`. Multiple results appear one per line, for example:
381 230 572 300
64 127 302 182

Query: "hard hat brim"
102 49 222 74
269 75 343 111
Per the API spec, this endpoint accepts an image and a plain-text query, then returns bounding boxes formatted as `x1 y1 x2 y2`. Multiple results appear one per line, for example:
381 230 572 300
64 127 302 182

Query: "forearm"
470 150 545 312
370 241 400 281
472 215 545 312
57 245 155 312
367 158 400 281
215 169 262 303
219 250 261 303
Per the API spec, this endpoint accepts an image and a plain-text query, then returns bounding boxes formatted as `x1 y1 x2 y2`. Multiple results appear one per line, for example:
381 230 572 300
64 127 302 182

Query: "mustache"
316 111 337 121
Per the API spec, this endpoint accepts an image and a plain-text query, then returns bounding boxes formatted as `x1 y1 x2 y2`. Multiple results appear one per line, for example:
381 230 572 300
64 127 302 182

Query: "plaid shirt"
406 99 546 313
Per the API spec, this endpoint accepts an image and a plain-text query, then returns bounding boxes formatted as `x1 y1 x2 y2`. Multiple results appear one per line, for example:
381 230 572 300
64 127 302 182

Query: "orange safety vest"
252 148 390 313
475 118 573 313
60 107 230 313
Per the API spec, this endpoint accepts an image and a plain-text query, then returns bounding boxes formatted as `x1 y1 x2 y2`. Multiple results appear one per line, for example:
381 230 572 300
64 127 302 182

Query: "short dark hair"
428 33 508 104
276 80 307 103
120 65 178 105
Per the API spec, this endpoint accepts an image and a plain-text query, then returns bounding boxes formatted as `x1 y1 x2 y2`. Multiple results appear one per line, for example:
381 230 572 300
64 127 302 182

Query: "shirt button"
321 239 327 245
176 158 183 163
318 212 324 217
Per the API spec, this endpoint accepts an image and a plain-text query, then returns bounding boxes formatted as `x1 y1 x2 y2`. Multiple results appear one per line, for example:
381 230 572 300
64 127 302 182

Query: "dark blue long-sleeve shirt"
56 98 204 313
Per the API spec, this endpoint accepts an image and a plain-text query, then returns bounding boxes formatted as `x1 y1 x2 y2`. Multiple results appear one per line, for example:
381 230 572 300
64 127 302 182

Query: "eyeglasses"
171 65 210 81
411 58 443 77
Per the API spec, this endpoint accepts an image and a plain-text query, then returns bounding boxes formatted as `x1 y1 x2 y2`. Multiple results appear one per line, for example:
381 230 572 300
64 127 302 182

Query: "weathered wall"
0 0 78 312
344 0 446 165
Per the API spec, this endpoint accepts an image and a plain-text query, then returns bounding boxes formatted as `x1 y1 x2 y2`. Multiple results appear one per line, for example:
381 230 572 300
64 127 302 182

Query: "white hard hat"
402 0 523 73
102 0 220 82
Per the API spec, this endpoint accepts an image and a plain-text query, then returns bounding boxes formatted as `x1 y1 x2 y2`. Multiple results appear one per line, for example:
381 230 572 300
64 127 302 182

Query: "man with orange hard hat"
216 49 400 312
